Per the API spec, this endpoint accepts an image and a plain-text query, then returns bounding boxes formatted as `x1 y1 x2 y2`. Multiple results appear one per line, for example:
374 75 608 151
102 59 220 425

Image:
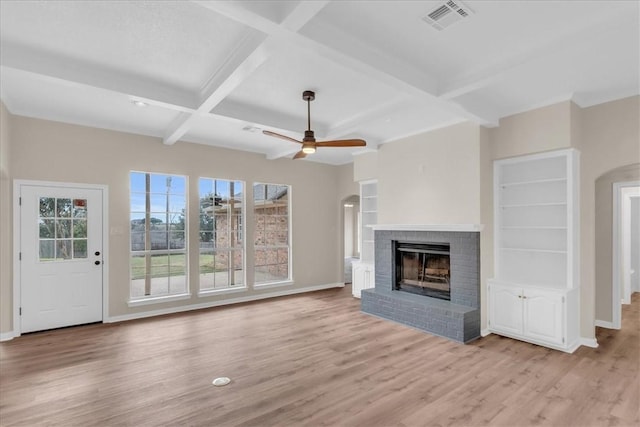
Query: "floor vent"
422 0 474 31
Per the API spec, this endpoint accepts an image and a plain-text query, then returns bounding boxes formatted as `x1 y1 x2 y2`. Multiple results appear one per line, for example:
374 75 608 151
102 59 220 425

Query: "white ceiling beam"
265 146 300 160
325 98 409 140
200 2 497 127
212 99 329 136
1 42 197 112
163 35 274 145
163 1 331 145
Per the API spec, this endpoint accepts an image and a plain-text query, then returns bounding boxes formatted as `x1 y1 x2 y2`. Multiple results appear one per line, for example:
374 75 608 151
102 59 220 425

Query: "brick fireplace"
361 225 481 343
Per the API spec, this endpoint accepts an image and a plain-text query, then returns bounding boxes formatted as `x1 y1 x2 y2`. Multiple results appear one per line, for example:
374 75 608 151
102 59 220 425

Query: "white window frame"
197 177 246 296
128 172 189 306
253 182 292 288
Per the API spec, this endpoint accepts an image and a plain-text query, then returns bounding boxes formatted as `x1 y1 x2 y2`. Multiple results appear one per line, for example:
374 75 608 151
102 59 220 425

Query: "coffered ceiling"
1 1 638 165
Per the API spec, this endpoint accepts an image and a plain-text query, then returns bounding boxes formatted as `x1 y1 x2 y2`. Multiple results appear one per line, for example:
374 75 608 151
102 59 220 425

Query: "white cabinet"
352 261 374 298
488 282 566 348
353 180 377 298
489 149 580 352
488 283 523 336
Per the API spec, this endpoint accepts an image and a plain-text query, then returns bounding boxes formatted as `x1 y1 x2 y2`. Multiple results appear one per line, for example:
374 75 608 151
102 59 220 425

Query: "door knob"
95 260 101 265
95 251 101 256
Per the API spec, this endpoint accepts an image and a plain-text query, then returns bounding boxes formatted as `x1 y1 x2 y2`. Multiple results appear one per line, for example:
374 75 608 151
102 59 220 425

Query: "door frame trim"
13 180 109 336
611 180 640 329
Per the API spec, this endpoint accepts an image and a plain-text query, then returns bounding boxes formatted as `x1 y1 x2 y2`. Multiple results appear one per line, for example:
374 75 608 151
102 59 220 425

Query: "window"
254 183 290 285
39 197 87 261
130 172 187 300
199 178 244 291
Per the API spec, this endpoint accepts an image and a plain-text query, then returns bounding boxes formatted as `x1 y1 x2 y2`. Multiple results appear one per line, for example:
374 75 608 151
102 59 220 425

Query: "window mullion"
144 173 151 296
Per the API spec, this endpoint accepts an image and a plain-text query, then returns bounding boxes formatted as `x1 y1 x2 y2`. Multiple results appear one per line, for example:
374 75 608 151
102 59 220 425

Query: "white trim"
595 319 617 329
127 293 192 307
370 224 483 232
108 282 344 323
579 337 599 348
480 329 491 337
489 328 581 353
12 179 109 337
198 286 248 297
0 331 16 342
493 147 577 163
253 280 294 290
611 181 640 329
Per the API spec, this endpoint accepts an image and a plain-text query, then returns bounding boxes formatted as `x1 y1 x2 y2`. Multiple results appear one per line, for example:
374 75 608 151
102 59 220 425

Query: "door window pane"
38 197 89 262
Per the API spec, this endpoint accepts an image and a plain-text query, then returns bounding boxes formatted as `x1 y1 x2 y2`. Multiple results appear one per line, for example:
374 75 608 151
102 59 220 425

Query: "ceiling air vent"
422 0 474 31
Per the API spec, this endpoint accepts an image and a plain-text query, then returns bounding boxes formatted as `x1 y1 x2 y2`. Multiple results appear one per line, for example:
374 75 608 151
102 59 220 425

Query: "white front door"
19 184 104 333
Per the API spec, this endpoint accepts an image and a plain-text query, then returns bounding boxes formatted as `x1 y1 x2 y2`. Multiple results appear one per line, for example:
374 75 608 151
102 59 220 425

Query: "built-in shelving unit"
360 181 377 264
489 148 581 352
353 180 377 298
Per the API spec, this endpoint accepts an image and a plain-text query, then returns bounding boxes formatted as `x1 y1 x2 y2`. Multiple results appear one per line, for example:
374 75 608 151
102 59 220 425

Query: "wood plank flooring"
1 287 638 426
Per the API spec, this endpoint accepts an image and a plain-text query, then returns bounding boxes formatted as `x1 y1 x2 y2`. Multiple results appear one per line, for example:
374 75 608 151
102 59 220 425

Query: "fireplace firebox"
394 242 451 301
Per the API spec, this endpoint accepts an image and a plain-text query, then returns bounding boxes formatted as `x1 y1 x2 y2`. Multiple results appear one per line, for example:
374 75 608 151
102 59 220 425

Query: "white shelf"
359 181 377 264
501 226 567 230
493 148 578 290
501 247 567 254
500 177 567 188
500 202 567 209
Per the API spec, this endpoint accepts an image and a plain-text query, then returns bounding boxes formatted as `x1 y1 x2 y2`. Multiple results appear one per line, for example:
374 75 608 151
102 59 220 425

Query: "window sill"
128 293 191 307
198 286 247 297
253 280 294 290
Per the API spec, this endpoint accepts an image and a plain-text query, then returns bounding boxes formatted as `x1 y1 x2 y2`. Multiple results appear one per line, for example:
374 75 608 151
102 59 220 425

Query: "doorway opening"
612 181 640 328
343 195 359 284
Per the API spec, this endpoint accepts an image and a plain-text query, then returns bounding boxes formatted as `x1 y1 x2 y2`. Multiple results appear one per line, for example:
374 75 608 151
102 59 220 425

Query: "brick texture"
362 230 480 343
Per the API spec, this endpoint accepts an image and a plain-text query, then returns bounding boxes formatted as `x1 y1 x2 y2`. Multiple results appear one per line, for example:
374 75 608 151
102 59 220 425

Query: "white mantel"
370 224 484 232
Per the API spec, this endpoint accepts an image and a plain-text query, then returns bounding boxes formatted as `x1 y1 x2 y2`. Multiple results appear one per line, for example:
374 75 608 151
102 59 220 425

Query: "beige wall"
594 164 640 322
6 116 345 326
479 126 493 331
0 102 11 334
353 151 378 182
377 122 482 224
490 101 573 160
581 96 640 336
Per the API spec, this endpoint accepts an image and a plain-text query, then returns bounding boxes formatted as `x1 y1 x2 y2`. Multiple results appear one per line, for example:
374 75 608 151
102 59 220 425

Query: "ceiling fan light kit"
263 90 366 159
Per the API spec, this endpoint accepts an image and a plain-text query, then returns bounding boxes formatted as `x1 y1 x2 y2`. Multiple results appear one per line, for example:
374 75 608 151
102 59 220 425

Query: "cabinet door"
352 264 365 298
489 284 523 335
523 289 564 345
363 264 375 290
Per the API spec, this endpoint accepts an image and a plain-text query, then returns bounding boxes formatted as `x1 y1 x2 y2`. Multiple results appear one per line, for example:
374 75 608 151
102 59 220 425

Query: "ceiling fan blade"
315 139 367 148
263 130 302 144
293 150 307 160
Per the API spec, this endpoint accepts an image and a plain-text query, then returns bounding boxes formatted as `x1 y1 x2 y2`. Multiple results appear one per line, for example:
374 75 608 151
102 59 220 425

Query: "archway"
594 163 640 329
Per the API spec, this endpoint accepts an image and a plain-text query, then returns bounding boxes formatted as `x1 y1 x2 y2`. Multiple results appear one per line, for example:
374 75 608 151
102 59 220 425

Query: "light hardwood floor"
1 287 638 427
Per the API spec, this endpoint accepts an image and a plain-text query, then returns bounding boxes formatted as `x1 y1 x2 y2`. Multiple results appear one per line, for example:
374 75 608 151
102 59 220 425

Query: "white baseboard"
0 331 16 342
107 282 344 323
580 337 599 348
595 320 617 329
480 328 491 337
